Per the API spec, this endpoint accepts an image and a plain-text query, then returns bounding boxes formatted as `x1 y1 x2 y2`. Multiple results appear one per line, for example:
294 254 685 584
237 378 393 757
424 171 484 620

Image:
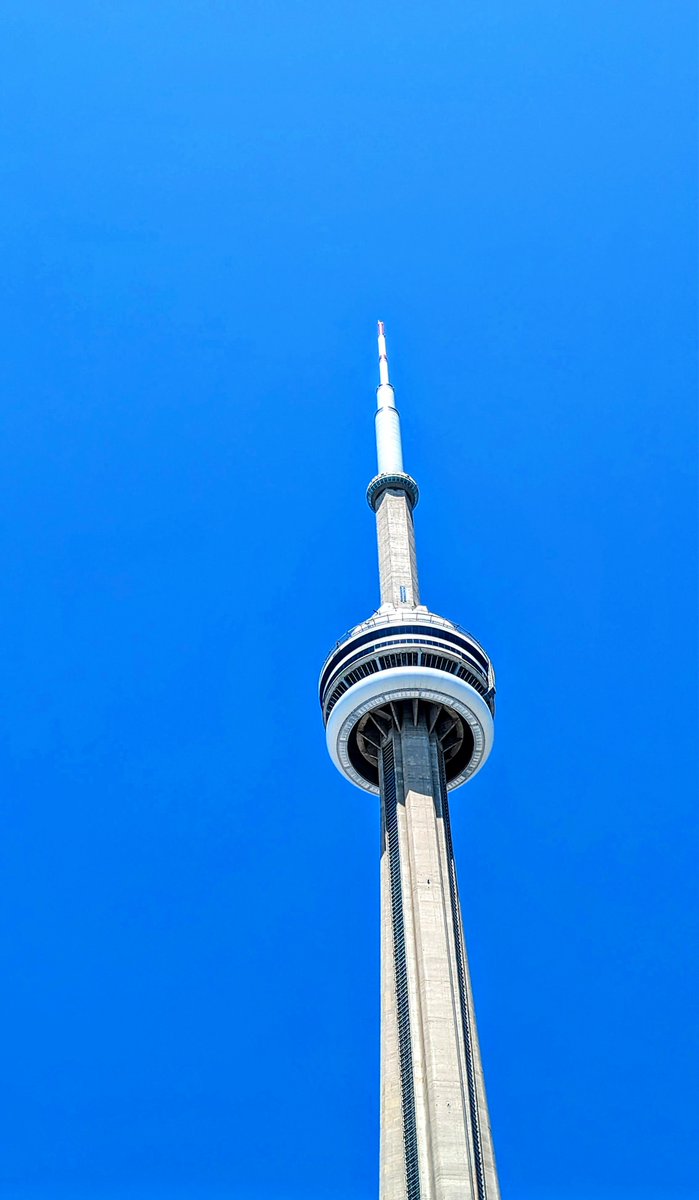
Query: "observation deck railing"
322 610 490 668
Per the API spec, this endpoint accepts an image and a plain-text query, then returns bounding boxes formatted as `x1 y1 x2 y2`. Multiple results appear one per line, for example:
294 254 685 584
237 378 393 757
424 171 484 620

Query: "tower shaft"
379 710 500 1200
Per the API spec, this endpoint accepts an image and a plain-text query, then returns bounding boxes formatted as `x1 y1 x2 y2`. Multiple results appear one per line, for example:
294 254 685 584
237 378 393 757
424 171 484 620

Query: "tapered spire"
374 321 405 475
377 320 391 385
367 322 421 609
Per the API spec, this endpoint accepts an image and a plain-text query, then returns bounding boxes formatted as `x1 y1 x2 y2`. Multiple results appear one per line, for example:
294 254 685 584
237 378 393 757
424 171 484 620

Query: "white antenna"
377 319 390 385
375 321 404 474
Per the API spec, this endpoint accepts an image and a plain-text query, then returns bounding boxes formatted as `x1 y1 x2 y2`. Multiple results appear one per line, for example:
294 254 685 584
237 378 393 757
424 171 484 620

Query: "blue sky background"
0 3 696 1198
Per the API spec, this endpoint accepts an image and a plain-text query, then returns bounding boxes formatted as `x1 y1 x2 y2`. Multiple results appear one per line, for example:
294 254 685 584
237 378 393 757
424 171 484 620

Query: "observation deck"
320 607 496 794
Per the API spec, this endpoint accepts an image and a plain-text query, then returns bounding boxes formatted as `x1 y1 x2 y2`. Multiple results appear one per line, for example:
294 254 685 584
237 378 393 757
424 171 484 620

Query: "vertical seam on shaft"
382 738 421 1200
438 750 488 1200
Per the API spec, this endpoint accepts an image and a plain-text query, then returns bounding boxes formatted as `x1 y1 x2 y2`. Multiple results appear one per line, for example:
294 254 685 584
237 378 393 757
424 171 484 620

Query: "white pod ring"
326 665 494 795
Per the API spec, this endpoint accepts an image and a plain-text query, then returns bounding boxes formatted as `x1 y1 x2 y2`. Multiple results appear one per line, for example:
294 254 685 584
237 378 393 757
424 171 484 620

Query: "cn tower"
319 324 500 1200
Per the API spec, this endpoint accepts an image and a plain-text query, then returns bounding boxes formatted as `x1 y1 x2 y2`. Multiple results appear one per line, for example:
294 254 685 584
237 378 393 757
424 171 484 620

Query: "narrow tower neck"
369 322 421 610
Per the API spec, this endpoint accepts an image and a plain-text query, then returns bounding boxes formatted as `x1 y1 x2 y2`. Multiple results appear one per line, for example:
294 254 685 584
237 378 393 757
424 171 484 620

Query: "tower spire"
368 321 420 608
378 319 390 385
374 320 404 475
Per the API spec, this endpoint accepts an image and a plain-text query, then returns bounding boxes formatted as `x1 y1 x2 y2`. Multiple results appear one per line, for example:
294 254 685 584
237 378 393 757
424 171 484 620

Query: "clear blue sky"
0 3 696 1198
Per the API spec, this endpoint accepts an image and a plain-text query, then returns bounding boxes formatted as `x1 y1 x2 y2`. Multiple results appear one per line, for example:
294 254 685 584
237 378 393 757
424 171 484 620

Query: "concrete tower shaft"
319 325 500 1200
379 710 499 1200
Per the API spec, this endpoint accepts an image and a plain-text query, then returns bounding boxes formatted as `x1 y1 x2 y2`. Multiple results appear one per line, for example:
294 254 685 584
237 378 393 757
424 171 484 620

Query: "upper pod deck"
320 608 495 722
320 608 496 793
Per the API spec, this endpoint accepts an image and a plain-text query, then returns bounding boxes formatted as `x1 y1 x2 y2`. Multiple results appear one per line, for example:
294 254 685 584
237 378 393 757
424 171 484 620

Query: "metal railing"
322 608 489 667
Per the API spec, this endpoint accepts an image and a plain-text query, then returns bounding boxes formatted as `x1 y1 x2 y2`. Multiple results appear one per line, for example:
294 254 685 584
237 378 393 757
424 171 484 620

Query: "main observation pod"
320 607 495 795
